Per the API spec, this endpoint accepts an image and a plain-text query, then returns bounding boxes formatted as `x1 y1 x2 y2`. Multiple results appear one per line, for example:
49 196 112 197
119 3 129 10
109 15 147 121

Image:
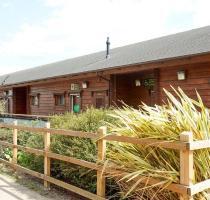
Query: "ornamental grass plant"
107 87 210 199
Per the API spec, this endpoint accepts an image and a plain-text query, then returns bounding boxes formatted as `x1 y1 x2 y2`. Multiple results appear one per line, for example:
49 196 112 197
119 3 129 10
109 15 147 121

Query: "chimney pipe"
106 37 110 59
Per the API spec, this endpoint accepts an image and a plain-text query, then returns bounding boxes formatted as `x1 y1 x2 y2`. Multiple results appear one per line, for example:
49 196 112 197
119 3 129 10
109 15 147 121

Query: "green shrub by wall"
49 107 117 194
0 107 118 196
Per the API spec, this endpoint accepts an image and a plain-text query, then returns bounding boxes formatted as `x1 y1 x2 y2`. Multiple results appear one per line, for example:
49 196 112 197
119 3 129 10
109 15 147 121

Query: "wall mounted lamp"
177 70 186 80
82 81 88 89
135 79 141 86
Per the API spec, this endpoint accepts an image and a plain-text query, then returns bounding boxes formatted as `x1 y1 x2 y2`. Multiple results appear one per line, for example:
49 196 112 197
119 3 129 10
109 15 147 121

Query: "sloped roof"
1 25 210 86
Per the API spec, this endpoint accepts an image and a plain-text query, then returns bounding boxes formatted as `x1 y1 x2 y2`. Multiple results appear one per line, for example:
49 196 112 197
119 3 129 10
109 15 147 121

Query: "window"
95 97 105 109
30 94 39 106
55 94 65 106
92 90 107 109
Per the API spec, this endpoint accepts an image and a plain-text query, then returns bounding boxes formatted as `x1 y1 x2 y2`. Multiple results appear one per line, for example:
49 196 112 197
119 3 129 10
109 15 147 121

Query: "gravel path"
0 174 52 200
0 174 81 200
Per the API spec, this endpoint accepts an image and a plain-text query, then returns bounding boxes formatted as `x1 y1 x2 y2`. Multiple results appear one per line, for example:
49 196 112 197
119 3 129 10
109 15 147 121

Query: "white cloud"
1 1 12 8
0 0 210 75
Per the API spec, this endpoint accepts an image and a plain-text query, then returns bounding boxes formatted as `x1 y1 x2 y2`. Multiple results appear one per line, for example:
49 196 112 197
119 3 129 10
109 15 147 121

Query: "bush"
18 133 44 172
0 107 118 195
49 107 117 194
0 128 13 161
50 107 115 132
50 107 115 161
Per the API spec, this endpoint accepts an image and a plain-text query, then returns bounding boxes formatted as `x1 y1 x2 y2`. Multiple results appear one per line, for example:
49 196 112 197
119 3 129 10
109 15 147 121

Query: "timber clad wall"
30 76 109 115
159 62 210 107
2 59 210 115
115 73 151 107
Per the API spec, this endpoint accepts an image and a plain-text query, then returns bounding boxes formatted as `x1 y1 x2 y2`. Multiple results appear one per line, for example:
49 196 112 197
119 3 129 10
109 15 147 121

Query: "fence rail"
0 113 50 120
0 122 209 199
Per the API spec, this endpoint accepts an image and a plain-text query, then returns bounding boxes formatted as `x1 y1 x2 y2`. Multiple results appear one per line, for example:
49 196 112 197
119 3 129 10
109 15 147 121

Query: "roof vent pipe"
106 37 110 59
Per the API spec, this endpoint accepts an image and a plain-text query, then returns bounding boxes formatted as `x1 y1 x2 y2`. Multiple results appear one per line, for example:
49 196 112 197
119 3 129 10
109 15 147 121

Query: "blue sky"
0 0 209 75
0 1 50 38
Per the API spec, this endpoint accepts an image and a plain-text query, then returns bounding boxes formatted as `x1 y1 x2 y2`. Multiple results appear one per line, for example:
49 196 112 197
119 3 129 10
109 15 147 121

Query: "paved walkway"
0 174 51 200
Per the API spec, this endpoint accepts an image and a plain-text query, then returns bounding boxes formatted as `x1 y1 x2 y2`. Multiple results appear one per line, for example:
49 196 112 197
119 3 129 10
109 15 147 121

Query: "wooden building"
1 26 210 115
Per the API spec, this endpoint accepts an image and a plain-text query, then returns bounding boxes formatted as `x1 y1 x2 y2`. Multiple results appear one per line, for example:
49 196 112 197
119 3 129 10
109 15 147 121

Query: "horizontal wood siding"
30 76 109 115
3 56 210 115
159 62 210 107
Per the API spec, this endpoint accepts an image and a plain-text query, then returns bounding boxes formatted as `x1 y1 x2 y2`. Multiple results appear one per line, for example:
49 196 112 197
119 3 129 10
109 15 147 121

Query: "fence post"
180 132 194 200
44 121 51 189
97 126 107 198
12 120 18 167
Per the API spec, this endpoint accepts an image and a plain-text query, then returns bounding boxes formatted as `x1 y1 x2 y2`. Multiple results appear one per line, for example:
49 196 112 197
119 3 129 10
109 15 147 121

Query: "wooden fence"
0 121 210 199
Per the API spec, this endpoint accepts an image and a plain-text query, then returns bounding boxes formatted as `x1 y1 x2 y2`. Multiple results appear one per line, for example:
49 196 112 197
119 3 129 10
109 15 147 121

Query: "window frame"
91 90 108 109
95 97 105 109
54 93 66 106
30 93 40 106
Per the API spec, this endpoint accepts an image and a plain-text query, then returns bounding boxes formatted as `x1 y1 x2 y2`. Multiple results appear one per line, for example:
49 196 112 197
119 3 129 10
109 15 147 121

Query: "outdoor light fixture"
177 70 186 80
82 81 88 89
8 90 13 96
135 79 141 86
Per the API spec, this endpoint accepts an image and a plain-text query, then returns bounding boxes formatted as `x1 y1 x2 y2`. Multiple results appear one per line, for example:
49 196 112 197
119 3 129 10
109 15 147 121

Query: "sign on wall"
70 83 80 91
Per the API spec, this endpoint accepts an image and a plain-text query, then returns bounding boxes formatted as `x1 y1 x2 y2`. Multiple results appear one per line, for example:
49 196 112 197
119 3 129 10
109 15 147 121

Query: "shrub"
18 133 44 172
50 107 115 160
49 107 117 194
0 128 13 161
0 107 117 195
50 107 115 132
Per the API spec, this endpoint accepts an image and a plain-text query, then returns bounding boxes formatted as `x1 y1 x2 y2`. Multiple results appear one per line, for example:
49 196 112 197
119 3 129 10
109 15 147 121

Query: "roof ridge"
3 25 210 78
1 25 210 86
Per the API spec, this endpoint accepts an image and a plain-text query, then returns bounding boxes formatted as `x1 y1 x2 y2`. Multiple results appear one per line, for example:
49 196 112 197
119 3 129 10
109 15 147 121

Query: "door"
13 87 27 114
70 93 81 113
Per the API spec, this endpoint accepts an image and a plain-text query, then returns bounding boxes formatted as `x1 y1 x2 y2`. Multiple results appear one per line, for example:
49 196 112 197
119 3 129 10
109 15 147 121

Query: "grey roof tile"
1 25 210 86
